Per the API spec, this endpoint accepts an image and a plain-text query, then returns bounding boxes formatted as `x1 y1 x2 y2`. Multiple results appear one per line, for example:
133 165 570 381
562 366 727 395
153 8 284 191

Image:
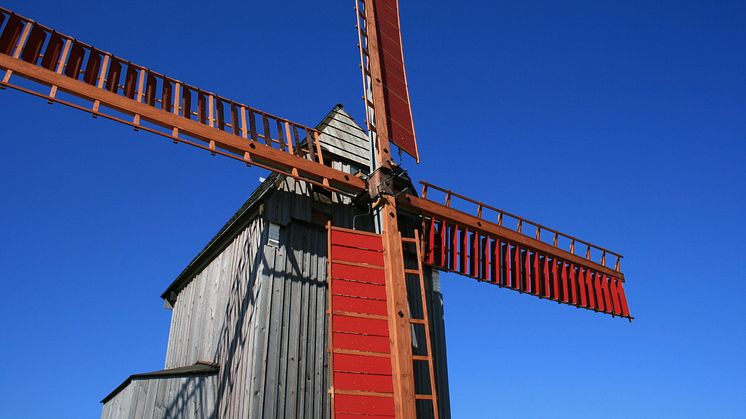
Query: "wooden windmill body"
0 2 631 418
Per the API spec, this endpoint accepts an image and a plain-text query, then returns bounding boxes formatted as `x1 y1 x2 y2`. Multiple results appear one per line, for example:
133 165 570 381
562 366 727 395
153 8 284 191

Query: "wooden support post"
284 121 294 155
132 67 145 128
207 94 214 128
364 0 416 417
92 54 110 115
240 105 248 139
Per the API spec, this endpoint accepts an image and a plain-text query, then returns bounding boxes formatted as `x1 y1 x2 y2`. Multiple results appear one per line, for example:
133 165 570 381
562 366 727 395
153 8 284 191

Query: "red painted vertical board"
594 272 606 312
601 275 614 314
514 246 522 291
585 268 596 310
472 232 480 278
561 262 569 303
542 256 551 298
616 280 631 317
426 217 435 265
569 264 578 305
523 249 532 294
552 259 560 301
532 252 541 296
493 240 502 285
482 236 490 281
609 279 622 315
460 228 468 275
439 220 447 268
577 267 588 308
449 225 458 271
504 243 512 288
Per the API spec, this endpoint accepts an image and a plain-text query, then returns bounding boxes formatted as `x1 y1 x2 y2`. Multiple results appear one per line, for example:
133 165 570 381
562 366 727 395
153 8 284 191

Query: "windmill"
0 2 631 418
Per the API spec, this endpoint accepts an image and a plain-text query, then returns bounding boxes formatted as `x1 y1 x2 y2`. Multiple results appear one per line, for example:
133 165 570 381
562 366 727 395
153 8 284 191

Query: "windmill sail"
400 182 632 319
357 0 419 161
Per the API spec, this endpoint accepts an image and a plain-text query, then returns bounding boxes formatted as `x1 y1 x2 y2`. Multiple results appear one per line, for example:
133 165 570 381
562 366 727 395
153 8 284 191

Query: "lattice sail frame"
0 7 365 195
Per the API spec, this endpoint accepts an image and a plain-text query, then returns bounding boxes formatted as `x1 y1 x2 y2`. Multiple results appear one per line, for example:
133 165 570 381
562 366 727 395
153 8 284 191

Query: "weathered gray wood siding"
101 375 218 419
161 182 333 417
317 105 371 170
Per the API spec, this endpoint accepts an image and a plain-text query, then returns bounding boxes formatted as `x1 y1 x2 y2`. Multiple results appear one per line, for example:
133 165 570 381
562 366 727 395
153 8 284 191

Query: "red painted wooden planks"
369 0 418 160
332 278 387 301
334 353 392 375
334 371 394 393
333 295 388 316
331 245 385 266
329 227 396 419
332 263 385 285
333 315 389 337
331 229 384 251
335 394 395 416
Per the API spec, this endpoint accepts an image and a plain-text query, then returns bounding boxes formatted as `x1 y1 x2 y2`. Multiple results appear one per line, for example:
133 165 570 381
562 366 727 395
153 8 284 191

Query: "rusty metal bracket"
365 164 414 206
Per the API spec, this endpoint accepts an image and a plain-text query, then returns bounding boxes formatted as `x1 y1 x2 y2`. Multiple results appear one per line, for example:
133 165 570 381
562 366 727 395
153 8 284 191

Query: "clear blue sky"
1 1 744 418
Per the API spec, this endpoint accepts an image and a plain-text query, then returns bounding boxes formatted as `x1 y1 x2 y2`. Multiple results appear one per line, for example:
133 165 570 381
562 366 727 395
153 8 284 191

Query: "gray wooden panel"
317 106 371 168
101 375 218 419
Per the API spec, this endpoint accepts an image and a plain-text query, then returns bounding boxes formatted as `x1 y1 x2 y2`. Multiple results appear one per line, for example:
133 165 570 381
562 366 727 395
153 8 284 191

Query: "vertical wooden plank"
514 246 522 291
40 32 64 70
601 275 613 314
20 24 46 64
481 236 489 281
594 272 606 312
449 225 458 271
426 217 436 265
240 106 249 138
569 264 578 305
105 58 121 92
532 251 540 295
577 267 588 307
63 41 85 79
523 249 532 293
207 94 215 127
560 262 569 303
585 267 596 310
504 242 512 288
551 258 559 301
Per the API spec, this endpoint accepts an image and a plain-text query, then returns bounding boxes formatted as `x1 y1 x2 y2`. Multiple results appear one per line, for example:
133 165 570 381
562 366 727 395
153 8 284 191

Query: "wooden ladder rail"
401 231 440 419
